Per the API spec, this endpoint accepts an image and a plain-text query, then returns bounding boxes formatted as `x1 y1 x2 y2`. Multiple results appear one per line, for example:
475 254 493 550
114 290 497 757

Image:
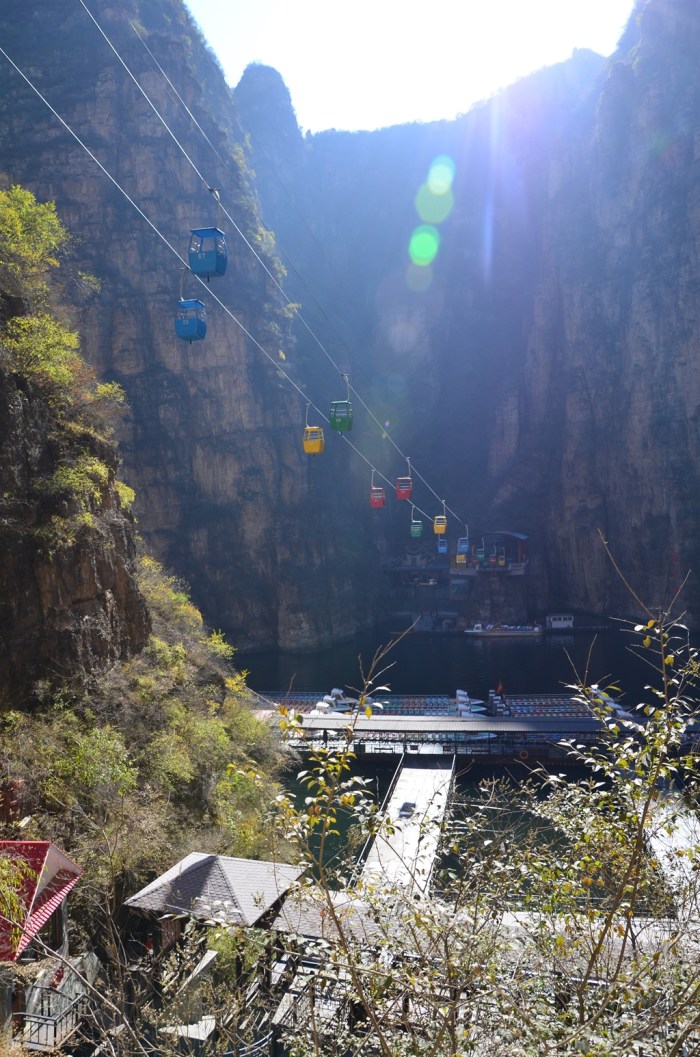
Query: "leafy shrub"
0 184 69 301
114 479 136 512
2 312 82 399
47 454 110 505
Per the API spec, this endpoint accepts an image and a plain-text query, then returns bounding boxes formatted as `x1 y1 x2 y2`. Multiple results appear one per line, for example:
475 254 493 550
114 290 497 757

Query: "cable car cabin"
395 476 413 500
433 515 447 534
410 519 423 538
457 537 470 554
303 426 325 455
175 298 207 342
437 537 448 554
329 400 353 431
370 486 386 508
189 227 227 279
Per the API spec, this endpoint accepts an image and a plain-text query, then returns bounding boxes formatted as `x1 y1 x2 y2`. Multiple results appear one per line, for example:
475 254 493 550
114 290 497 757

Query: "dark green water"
238 624 652 706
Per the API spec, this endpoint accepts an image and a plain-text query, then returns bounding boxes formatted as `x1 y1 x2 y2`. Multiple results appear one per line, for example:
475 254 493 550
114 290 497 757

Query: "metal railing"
18 987 89 1050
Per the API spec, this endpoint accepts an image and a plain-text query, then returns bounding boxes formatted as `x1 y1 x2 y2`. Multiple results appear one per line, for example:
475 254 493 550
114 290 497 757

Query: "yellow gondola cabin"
303 426 325 455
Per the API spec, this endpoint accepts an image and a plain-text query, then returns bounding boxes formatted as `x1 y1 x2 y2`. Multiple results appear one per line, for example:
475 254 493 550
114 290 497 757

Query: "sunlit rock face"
513 0 700 619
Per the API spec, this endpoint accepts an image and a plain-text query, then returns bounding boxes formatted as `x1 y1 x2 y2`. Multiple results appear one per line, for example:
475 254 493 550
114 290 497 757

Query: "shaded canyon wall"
234 0 700 624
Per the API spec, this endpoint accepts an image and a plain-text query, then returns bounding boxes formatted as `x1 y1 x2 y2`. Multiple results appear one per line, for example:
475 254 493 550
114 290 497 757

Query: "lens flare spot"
409 225 440 267
406 262 433 291
415 183 454 224
428 155 455 194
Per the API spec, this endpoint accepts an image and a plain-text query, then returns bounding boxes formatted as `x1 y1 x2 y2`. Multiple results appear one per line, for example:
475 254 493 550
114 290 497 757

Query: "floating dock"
256 691 605 761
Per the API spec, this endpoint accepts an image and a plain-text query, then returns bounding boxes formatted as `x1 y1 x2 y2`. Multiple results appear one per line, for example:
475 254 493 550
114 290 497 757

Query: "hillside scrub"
0 551 285 943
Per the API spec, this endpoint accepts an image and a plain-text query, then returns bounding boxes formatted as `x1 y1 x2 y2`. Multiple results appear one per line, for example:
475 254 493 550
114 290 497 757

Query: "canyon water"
238 623 658 707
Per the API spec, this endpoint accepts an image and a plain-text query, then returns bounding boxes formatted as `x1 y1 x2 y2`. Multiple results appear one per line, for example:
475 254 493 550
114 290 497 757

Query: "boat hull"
463 625 543 638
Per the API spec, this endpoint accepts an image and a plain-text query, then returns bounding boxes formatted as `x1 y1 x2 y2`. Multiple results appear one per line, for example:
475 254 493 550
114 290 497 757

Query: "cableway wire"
0 44 446 520
79 0 471 528
79 0 469 528
2 28 457 533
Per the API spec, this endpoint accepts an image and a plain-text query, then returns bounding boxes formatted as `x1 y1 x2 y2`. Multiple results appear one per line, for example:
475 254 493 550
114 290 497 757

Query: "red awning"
0 841 82 961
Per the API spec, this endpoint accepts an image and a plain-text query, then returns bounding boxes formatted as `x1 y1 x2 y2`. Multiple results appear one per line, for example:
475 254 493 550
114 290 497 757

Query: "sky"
183 0 638 134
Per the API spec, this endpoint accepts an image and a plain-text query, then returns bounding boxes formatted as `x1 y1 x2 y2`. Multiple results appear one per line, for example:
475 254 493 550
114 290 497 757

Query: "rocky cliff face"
0 0 382 651
2 0 698 651
0 363 150 704
505 0 700 617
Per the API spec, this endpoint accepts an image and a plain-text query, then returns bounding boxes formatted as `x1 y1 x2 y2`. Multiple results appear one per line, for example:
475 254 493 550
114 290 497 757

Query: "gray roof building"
124 854 303 927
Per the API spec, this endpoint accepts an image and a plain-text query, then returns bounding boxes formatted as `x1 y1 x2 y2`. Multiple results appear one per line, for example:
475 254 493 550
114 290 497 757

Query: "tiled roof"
271 886 400 945
124 854 303 927
0 841 82 961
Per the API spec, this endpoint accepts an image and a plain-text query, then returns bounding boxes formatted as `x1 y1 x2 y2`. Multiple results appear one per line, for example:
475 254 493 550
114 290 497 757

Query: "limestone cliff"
2 0 699 651
0 0 381 650
499 0 700 617
0 361 150 704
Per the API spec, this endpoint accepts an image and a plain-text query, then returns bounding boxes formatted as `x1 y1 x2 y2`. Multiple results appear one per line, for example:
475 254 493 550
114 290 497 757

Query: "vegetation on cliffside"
0 183 150 699
0 185 284 941
1 549 285 939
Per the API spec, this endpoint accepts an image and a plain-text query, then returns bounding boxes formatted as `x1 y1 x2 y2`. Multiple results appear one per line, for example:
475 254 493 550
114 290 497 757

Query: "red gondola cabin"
395 476 413 500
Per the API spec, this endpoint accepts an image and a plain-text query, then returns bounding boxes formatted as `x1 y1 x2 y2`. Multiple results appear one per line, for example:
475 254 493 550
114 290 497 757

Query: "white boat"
463 622 543 638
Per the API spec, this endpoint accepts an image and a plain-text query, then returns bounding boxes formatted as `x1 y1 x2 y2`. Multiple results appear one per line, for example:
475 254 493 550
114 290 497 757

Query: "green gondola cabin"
329 400 353 431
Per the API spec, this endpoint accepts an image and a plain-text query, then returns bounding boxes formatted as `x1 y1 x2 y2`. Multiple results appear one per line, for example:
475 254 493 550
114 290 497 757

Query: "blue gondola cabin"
189 227 227 279
437 537 448 554
175 298 207 342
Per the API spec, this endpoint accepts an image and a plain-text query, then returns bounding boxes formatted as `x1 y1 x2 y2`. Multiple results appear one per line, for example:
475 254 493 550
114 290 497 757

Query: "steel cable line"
76 0 469 529
4 23 461 532
0 48 315 415
0 44 437 518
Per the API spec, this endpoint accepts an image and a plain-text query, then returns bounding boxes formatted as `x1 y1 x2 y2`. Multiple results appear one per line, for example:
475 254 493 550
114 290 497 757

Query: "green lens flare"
415 183 455 223
409 225 440 266
428 155 455 194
